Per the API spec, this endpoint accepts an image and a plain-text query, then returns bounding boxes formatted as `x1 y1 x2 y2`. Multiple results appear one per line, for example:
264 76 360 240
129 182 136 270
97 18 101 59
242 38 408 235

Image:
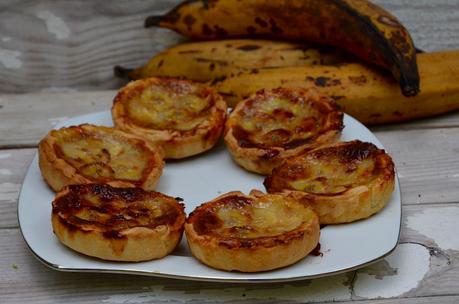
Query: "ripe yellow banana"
119 39 347 82
213 50 459 125
145 0 420 97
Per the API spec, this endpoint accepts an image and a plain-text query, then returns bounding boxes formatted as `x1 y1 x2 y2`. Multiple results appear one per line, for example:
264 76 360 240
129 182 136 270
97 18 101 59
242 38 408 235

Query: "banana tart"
39 124 164 192
52 184 186 261
112 77 227 159
264 141 395 224
224 87 343 175
185 190 320 272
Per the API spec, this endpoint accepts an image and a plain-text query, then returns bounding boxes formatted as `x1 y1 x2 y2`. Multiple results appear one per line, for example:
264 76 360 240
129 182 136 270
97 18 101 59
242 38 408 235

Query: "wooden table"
2 1 459 304
4 92 459 304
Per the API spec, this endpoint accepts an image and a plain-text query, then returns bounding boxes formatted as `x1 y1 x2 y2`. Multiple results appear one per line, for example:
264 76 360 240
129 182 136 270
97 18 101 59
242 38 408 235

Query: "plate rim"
17 110 402 283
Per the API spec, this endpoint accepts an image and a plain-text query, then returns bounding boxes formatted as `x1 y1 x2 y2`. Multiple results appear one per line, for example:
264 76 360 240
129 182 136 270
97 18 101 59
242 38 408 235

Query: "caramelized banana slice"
185 190 320 272
264 141 395 224
112 77 227 159
52 184 185 261
39 124 164 192
224 88 343 175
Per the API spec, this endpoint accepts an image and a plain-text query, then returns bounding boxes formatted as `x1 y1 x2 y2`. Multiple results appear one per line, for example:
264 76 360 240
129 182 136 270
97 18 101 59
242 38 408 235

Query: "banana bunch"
117 0 459 125
146 0 420 97
119 39 348 82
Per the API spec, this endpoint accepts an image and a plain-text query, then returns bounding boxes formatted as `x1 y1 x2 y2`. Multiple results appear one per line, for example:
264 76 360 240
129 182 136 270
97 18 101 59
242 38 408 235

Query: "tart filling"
38 124 164 192
224 88 343 174
185 190 320 272
52 184 185 261
264 140 395 224
112 77 227 159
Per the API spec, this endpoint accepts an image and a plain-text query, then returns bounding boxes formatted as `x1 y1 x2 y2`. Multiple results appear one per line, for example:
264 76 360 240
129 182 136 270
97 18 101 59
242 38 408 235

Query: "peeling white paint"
0 48 22 69
301 274 352 302
0 153 11 160
2 37 11 42
49 117 69 126
354 243 430 299
407 206 459 250
103 274 351 303
36 10 71 40
0 183 21 201
0 169 12 175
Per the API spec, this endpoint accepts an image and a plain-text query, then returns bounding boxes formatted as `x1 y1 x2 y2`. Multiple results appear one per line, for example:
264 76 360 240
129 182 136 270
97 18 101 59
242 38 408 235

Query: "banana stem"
145 15 163 28
114 66 134 79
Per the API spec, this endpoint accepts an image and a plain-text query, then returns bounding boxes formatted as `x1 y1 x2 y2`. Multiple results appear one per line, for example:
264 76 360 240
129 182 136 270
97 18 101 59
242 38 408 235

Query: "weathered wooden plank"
374 0 459 51
401 204 459 299
371 111 459 132
0 0 458 93
0 0 183 93
0 149 35 228
0 92 114 148
2 203 459 303
1 91 459 149
343 297 459 304
374 128 459 205
1 1 458 303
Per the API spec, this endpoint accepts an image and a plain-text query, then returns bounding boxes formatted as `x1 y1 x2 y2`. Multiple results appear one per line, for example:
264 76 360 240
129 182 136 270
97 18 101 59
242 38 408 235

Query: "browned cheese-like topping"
51 125 156 184
53 184 184 239
230 88 343 150
265 140 395 195
115 78 217 132
188 193 317 249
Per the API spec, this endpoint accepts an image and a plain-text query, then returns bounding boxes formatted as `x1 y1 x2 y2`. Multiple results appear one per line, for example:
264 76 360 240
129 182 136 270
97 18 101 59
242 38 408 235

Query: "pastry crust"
52 184 185 261
185 190 320 272
112 77 227 159
38 124 164 192
264 141 395 224
224 88 343 175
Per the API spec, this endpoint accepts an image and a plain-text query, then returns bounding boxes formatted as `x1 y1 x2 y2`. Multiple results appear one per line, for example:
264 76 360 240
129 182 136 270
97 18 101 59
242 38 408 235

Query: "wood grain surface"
1 92 459 303
1 92 459 207
0 0 458 93
1 1 459 303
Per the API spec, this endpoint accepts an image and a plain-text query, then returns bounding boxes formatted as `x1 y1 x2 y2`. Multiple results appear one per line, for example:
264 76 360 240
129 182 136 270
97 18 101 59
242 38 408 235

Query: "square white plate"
18 111 401 283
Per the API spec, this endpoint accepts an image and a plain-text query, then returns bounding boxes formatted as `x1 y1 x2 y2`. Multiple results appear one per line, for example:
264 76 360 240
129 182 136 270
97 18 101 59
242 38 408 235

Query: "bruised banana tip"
145 15 163 28
114 65 134 79
400 78 421 97
402 86 421 97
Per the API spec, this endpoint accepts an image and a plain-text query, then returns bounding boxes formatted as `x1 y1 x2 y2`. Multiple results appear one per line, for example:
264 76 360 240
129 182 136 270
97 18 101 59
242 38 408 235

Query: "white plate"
18 111 401 283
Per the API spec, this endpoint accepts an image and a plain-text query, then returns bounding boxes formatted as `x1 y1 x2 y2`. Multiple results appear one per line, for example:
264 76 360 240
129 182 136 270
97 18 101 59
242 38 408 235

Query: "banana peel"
213 50 459 125
116 39 348 82
146 0 420 97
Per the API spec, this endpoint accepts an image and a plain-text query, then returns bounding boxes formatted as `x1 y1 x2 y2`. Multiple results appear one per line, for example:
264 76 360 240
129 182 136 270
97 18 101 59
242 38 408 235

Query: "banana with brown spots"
116 39 347 82
145 0 420 97
213 50 459 125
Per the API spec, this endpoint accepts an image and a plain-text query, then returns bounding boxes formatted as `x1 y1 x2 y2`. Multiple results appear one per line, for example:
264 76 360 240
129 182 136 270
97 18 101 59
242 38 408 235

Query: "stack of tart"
38 76 395 272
